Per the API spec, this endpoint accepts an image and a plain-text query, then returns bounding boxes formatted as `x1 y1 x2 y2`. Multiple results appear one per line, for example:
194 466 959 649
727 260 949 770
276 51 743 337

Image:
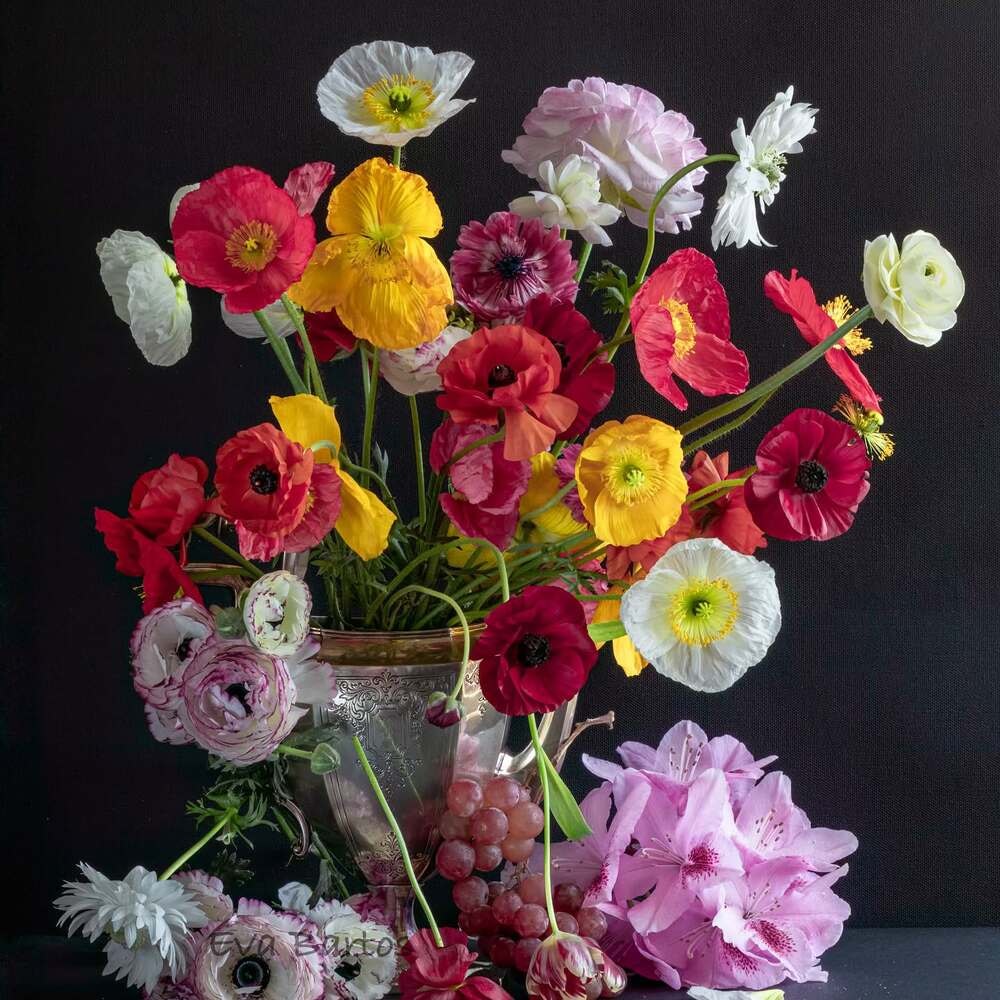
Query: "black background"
4 0 999 953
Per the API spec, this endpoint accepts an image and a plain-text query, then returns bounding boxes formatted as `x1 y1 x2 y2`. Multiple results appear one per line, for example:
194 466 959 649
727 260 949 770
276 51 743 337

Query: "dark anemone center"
488 364 517 388
517 632 551 667
495 253 525 279
231 955 270 993
795 459 828 493
336 958 362 982
249 464 279 495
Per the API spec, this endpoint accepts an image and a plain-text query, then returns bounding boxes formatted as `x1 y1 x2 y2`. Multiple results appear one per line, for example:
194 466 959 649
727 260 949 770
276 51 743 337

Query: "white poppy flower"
619 538 781 693
219 296 297 340
711 87 817 249
243 570 312 656
317 41 474 147
97 230 192 365
379 324 471 395
509 155 622 246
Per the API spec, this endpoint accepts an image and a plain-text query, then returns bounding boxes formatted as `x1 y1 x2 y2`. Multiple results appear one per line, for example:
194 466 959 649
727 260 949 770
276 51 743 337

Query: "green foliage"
586 261 633 316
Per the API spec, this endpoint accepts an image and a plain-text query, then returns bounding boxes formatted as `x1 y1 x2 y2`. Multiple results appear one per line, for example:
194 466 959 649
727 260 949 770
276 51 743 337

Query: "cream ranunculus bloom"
862 230 964 346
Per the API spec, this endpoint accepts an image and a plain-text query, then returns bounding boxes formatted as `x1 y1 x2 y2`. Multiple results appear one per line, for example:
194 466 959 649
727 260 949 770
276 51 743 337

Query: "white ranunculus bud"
242 570 312 656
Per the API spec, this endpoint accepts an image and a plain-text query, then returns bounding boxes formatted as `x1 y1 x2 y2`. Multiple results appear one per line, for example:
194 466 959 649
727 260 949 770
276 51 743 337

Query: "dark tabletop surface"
1 928 997 999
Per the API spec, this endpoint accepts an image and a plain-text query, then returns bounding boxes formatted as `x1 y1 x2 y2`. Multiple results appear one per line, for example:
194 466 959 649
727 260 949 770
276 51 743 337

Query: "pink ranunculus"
174 870 234 923
503 78 707 233
429 419 531 548
380 324 471 395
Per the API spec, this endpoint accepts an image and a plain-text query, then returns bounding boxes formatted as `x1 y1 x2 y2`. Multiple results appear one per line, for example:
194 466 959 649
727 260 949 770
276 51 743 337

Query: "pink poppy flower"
450 212 576 323
429 419 531 548
282 160 335 216
764 269 881 414
745 408 871 542
630 248 749 410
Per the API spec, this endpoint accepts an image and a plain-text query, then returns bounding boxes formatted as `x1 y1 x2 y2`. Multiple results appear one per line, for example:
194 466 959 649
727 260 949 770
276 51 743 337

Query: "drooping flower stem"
527 713 561 936
159 808 237 881
274 744 314 761
574 241 594 283
351 734 443 947
684 468 756 510
409 396 428 527
190 525 263 579
678 305 874 439
254 309 308 394
361 346 380 471
682 390 777 457
280 293 328 404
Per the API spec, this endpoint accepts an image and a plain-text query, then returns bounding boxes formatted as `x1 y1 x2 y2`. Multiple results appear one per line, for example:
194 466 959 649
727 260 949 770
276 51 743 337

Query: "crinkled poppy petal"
283 161 335 216
633 311 688 409
763 268 834 346
666 247 732 341
825 348 882 414
173 231 251 290
335 468 396 559
671 332 750 398
503 408 558 461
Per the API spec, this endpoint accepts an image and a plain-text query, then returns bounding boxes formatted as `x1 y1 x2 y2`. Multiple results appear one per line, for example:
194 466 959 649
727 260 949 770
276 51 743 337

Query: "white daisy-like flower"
509 155 622 246
317 41 474 147
711 87 817 250
243 570 313 656
219 296 298 340
619 538 781 693
379 323 471 395
278 882 397 1000
97 230 193 365
54 863 208 992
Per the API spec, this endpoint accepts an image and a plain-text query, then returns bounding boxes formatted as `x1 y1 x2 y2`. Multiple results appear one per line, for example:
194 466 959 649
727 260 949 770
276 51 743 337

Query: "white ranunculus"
619 538 781 693
317 41 474 147
379 324 471 395
97 230 192 365
509 154 622 246
242 570 312 656
711 87 817 249
862 230 964 346
219 296 297 340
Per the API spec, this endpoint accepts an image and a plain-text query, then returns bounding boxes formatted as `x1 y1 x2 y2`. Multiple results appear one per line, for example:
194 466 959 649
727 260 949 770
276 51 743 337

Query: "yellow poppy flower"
593 593 648 677
518 452 587 543
269 394 395 560
575 415 687 547
288 158 452 349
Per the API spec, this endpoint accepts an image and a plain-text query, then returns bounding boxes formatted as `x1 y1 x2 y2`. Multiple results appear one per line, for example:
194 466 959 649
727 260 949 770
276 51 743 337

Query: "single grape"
474 843 504 872
467 905 499 935
436 839 476 881
484 776 523 812
440 811 470 841
457 911 476 935
446 779 484 818
516 784 532 803
491 889 524 926
490 936 517 968
576 907 608 940
512 902 549 938
553 882 584 914
487 880 505 901
471 807 509 844
513 937 542 973
555 911 579 935
452 876 489 913
478 933 497 956
517 872 545 906
507 801 545 838
501 836 536 863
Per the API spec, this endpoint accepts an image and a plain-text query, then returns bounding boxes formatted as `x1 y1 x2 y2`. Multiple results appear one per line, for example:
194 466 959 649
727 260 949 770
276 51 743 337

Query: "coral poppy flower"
746 408 871 541
172 166 316 314
473 585 597 716
522 294 615 438
763 269 881 414
575 416 687 547
269 394 396 559
436 325 578 461
399 928 511 1000
128 454 209 548
430 419 530 549
630 248 749 410
289 158 452 349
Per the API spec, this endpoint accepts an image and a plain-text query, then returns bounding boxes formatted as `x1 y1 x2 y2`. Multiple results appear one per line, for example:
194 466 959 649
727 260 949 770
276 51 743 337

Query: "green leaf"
588 618 626 643
542 752 592 840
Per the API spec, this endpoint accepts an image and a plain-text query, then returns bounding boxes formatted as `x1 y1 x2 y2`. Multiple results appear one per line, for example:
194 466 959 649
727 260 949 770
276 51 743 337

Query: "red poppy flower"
128 454 209 548
763 269 881 414
212 423 314 558
745 408 871 541
94 509 203 612
522 294 615 438
399 928 512 1000
302 308 357 362
172 166 316 314
473 585 597 716
629 248 749 410
436 325 578 461
430 419 530 549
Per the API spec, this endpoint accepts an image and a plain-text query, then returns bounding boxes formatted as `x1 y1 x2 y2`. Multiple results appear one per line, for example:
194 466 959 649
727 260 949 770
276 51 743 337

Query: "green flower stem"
682 390 777 457
364 540 466 624
392 146 402 168
574 241 594 283
254 309 308 394
159 808 237 882
527 714 560 936
274 745 314 761
337 455 400 514
684 468 756 509
351 734 443 947
447 429 504 467
362 347 380 471
409 396 428 527
191 525 263 579
280 294 328 404
603 310 633 363
520 479 577 524
678 306 874 439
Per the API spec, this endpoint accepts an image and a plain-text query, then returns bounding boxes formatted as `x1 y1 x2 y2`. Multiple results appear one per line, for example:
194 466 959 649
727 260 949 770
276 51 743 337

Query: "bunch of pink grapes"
437 776 608 973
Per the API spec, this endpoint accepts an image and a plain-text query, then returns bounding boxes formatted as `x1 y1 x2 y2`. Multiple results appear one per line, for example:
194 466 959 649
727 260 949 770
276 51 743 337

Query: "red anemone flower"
399 928 512 1000
629 248 749 410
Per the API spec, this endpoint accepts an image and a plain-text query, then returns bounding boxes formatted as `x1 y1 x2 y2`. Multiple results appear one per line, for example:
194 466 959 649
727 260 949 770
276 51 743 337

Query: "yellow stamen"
604 449 668 504
823 294 872 356
669 578 740 646
362 74 435 131
225 220 279 273
660 297 697 358
832 394 895 460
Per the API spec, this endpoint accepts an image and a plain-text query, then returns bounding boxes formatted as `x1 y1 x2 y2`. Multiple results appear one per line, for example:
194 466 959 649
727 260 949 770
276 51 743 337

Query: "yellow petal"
336 468 396 560
520 453 586 541
593 597 648 677
287 238 356 314
269 394 342 463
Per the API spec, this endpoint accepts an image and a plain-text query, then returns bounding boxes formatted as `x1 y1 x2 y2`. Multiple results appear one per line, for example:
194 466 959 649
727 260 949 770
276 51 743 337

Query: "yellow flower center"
823 294 873 357
832 394 895 460
362 74 435 131
343 232 408 282
660 298 697 358
605 449 667 504
225 220 279 273
669 577 740 646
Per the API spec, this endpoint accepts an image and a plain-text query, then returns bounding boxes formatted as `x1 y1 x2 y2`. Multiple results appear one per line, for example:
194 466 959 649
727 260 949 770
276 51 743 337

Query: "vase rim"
310 623 486 641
